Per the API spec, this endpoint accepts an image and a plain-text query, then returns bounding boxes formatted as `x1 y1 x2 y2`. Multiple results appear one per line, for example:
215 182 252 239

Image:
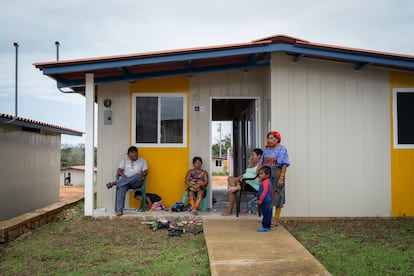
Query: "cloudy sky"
1 0 413 145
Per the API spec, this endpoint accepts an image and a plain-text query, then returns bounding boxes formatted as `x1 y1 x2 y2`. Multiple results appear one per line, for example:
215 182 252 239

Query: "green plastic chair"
115 174 147 211
182 186 208 212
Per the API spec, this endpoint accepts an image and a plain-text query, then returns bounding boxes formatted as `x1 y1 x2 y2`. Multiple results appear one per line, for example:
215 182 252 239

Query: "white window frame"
132 93 187 148
392 88 414 149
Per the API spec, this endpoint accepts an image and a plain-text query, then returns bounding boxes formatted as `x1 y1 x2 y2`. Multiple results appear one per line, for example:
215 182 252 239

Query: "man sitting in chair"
106 146 148 216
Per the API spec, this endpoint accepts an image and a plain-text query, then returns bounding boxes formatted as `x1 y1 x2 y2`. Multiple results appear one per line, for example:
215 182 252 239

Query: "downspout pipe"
54 41 82 94
2 42 19 124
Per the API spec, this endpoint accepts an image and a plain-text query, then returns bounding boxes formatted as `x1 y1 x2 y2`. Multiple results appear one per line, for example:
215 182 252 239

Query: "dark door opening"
212 98 259 176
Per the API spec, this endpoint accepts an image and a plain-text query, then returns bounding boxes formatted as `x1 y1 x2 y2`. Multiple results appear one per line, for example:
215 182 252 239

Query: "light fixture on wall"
103 98 112 108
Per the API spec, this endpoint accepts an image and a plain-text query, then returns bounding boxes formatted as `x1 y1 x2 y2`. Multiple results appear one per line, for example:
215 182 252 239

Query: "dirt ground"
59 176 229 201
59 185 85 201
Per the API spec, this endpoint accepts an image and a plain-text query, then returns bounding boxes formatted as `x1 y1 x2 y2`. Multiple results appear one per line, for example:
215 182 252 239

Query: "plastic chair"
236 176 261 217
115 174 147 211
182 186 208 212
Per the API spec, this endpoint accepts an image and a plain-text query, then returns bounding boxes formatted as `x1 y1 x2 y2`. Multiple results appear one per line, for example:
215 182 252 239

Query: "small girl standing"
257 166 273 232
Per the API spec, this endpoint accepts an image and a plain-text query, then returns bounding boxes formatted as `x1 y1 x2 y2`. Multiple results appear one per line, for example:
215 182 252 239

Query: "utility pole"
218 122 222 157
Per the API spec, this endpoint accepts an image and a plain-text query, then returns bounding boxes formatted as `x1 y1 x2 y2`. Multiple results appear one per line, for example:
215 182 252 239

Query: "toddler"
257 166 273 232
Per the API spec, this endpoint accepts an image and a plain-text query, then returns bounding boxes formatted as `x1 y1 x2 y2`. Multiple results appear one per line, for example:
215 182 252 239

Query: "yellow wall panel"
129 76 190 208
390 71 414 216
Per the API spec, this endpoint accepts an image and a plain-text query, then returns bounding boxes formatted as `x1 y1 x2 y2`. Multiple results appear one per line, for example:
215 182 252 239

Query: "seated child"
134 191 168 211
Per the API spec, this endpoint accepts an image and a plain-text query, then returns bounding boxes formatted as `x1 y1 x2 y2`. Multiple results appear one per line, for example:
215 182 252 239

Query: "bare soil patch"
211 175 227 186
59 185 85 201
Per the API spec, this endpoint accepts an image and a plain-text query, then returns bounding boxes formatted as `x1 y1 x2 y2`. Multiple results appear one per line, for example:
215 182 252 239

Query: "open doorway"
211 98 260 178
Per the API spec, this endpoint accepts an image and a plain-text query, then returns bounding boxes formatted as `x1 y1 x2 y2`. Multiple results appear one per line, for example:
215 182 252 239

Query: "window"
393 88 414 149
216 159 222 167
133 93 187 147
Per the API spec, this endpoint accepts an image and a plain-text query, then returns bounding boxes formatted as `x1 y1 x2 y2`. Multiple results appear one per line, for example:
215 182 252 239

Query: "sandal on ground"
106 182 115 189
116 211 123 216
192 209 198 215
257 227 270 232
271 222 280 227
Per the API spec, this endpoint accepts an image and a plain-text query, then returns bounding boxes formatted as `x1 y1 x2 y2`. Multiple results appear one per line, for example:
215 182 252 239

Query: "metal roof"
34 34 414 93
0 113 83 136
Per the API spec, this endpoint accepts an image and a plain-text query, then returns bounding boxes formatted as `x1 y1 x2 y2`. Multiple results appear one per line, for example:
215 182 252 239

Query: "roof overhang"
0 113 83 136
34 34 414 93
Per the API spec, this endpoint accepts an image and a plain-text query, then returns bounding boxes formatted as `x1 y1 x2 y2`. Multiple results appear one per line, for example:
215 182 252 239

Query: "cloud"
1 0 414 147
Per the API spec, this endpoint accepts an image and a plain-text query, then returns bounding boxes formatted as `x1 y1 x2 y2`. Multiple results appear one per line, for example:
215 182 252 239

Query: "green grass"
284 218 414 275
2 201 414 275
0 203 209 275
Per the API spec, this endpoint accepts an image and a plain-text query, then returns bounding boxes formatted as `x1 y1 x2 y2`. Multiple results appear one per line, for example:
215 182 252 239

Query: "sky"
1 0 414 145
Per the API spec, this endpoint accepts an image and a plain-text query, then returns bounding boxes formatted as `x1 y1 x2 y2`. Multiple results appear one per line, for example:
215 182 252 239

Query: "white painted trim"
131 93 187 148
84 73 94 216
392 88 414 149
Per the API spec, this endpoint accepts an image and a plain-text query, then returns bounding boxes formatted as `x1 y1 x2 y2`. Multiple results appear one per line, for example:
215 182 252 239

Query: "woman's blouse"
242 165 260 191
260 145 290 168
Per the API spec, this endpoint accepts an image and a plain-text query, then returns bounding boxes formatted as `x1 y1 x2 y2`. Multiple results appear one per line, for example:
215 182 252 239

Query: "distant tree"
212 135 231 157
60 144 97 167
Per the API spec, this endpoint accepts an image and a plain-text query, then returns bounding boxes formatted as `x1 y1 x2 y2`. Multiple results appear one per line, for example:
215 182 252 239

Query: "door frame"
210 96 261 178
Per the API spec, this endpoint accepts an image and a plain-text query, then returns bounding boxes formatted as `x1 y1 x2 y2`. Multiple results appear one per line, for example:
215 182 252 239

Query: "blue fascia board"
43 43 414 77
270 44 414 68
57 60 270 88
42 45 273 75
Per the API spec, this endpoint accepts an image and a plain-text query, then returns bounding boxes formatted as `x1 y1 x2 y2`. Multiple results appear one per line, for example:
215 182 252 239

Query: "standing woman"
260 131 290 226
185 156 208 215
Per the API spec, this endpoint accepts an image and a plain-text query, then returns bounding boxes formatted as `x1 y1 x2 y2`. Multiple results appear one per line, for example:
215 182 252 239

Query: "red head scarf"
268 131 281 143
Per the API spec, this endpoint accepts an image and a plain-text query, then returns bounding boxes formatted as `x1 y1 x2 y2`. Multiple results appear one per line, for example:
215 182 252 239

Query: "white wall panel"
271 53 390 217
0 125 60 220
97 82 130 210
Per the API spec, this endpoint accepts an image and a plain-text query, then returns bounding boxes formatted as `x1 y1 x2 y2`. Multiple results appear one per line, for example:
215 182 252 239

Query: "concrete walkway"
203 217 330 276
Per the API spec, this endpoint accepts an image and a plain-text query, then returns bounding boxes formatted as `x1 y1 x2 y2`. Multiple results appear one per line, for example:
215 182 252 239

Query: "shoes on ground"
116 211 123 216
257 227 270 232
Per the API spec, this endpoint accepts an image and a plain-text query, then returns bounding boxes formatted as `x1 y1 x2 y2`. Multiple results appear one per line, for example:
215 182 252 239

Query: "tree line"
61 144 97 167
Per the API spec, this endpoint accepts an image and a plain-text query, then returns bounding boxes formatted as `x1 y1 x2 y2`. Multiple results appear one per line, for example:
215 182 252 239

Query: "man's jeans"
115 174 142 212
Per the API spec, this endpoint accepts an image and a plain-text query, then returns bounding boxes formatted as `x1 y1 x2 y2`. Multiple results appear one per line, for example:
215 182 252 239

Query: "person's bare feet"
228 186 240 193
221 210 233 216
192 209 198 215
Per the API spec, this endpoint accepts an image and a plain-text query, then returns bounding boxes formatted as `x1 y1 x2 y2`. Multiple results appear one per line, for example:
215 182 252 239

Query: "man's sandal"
106 182 115 189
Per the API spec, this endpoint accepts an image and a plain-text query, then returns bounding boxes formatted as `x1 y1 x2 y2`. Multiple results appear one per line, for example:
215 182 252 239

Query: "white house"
60 165 97 186
34 34 414 217
0 113 83 221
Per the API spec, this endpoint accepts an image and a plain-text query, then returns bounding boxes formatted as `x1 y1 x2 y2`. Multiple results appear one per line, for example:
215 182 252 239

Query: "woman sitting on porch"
185 156 208 215
221 148 263 216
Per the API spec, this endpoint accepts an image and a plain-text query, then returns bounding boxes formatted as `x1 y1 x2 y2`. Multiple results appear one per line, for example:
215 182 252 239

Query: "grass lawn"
0 203 210 275
284 218 414 275
1 201 414 275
